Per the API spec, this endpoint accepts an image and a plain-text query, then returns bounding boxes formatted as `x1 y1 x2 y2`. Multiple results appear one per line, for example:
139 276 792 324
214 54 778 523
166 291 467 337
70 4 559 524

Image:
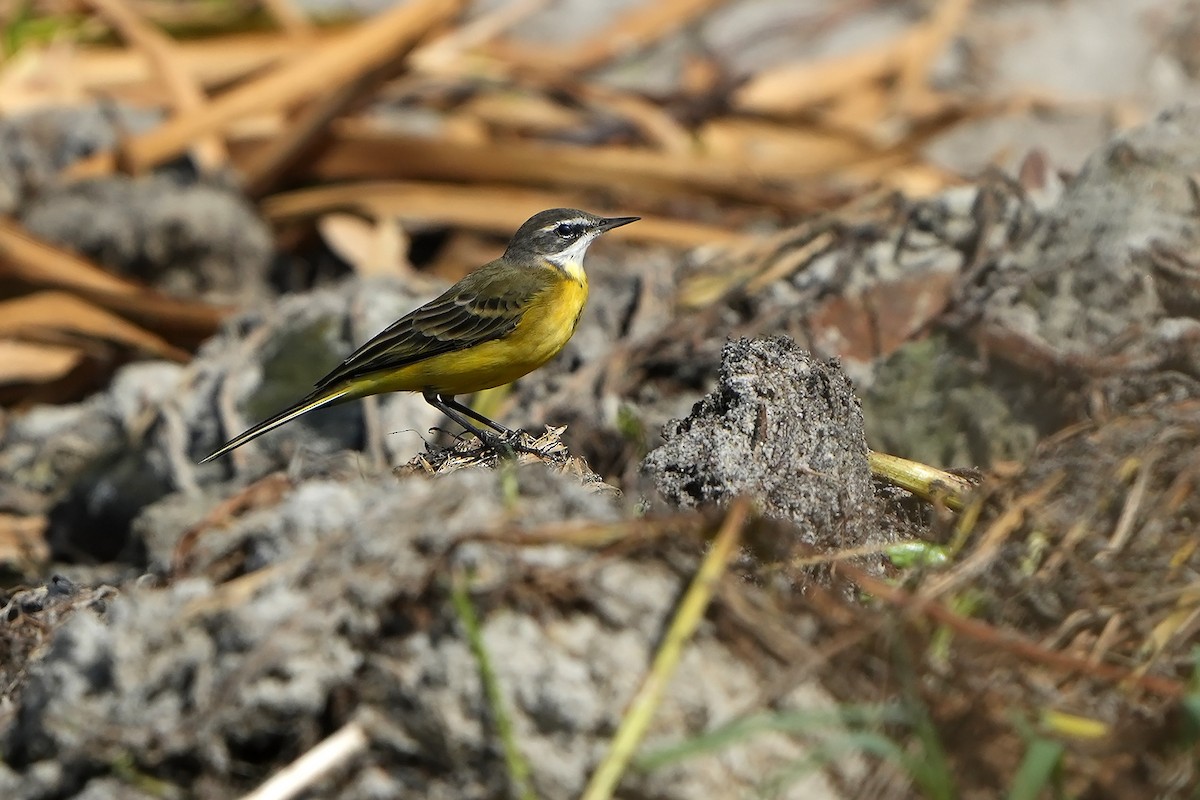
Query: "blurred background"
2 0 1198 402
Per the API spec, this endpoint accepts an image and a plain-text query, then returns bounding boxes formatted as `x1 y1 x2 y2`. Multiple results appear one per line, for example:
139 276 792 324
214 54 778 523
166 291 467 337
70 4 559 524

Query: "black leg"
439 394 515 436
422 391 492 441
424 391 523 448
421 391 539 456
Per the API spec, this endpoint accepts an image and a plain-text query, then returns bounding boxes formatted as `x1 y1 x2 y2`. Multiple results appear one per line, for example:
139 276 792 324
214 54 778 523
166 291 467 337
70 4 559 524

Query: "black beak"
598 216 640 232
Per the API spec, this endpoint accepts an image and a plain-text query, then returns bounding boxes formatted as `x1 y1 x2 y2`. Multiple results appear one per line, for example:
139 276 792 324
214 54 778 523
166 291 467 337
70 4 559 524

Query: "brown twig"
75 0 468 175
838 561 1187 699
0 221 227 346
81 0 227 171
237 123 804 208
241 65 393 199
486 0 732 74
262 180 747 249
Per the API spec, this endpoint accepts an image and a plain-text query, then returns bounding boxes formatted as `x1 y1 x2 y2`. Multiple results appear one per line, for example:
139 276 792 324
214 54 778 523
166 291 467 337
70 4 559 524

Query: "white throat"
546 233 599 282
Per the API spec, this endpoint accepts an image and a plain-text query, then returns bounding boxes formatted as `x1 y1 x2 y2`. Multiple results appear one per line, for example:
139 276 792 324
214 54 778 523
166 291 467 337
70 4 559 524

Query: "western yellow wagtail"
201 208 638 462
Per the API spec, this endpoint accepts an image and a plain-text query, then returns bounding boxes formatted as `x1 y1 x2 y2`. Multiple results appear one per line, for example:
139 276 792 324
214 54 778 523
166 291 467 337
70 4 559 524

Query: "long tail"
199 385 356 463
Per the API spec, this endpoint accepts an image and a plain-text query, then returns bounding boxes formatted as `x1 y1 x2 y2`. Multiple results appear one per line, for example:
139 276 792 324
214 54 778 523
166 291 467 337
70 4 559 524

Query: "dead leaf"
317 213 413 278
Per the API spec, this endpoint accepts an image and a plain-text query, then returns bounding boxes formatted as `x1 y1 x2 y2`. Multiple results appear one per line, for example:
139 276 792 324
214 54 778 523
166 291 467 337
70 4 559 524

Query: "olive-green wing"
314 262 552 390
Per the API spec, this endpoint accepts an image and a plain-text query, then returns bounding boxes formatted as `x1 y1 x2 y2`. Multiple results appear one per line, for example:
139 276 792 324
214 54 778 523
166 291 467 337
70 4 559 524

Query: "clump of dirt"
643 337 876 552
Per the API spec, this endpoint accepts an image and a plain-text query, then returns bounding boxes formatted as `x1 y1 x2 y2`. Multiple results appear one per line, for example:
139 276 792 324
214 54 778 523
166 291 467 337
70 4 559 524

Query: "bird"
200 208 639 463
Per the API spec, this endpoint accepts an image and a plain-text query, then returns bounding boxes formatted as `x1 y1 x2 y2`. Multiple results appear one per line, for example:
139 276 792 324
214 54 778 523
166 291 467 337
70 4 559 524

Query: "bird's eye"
554 223 579 238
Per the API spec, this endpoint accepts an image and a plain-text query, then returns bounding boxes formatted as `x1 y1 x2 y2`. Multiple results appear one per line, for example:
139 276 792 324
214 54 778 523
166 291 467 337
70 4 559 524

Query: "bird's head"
505 208 638 278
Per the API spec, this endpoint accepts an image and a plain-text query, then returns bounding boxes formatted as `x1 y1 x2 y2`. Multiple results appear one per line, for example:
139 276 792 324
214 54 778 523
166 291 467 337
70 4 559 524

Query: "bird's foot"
479 428 543 458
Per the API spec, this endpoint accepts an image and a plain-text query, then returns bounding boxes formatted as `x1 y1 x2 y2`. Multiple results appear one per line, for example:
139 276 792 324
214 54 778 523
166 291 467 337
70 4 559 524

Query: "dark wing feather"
314 261 551 390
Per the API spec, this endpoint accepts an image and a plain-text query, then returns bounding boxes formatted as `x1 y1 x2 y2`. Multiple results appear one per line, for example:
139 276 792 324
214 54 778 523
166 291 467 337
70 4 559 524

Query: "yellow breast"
366 269 588 397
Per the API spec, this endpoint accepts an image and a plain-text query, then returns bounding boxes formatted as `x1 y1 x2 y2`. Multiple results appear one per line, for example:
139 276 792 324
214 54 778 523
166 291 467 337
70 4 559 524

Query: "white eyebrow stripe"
542 219 590 231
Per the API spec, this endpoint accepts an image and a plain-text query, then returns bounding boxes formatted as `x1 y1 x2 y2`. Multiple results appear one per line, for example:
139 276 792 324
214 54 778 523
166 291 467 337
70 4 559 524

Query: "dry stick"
73 33 318 95
1089 612 1124 666
893 0 972 111
421 33 695 156
1135 589 1200 679
79 0 467 175
487 0 732 74
576 83 695 154
241 64 392 199
0 220 226 343
261 180 747 248
1097 452 1156 563
240 0 465 197
735 0 969 116
81 0 227 172
919 474 1062 600
0 291 189 362
77 289 225 348
838 561 1186 699
0 218 145 295
258 0 316 39
0 341 82 385
417 14 696 155
580 498 750 800
247 124 802 208
410 0 554 73
239 722 370 800
867 452 978 513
